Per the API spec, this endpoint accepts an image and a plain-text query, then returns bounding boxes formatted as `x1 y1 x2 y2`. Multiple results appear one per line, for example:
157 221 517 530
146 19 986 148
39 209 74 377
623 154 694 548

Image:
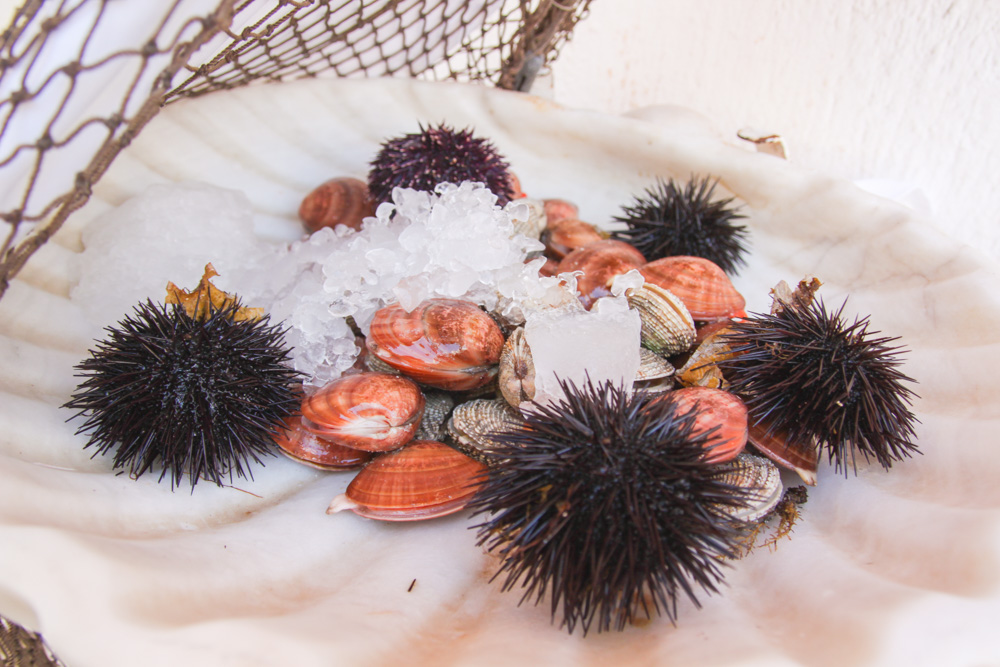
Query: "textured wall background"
548 0 1000 262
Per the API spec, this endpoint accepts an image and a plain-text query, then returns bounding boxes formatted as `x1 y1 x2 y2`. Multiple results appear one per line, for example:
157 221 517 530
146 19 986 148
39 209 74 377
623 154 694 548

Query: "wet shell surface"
413 390 455 442
300 372 425 452
540 217 605 260
628 282 697 356
653 386 748 464
748 418 819 486
497 327 535 408
273 416 374 470
556 239 646 308
366 299 505 391
713 451 784 523
640 255 746 321
298 176 376 233
327 440 487 521
446 398 527 462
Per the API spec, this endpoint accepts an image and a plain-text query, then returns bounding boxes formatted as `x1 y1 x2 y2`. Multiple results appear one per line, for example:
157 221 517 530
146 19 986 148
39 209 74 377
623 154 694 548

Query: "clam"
300 372 425 452
713 452 783 523
748 417 819 486
498 327 534 408
327 440 487 521
273 416 374 470
652 386 748 464
674 325 735 389
556 239 646 309
627 282 696 356
366 299 505 391
414 390 456 442
543 198 579 225
640 255 746 321
540 218 605 261
298 177 375 233
446 398 526 462
634 347 675 394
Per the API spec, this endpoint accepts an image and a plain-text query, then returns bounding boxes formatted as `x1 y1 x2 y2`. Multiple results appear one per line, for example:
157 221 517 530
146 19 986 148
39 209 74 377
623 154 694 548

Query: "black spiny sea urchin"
368 123 515 205
718 295 919 473
64 299 302 489
611 176 749 273
470 377 748 635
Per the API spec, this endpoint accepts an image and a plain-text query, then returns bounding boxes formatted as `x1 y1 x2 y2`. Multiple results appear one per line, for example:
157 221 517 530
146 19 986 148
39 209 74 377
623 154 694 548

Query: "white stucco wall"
548 0 1000 262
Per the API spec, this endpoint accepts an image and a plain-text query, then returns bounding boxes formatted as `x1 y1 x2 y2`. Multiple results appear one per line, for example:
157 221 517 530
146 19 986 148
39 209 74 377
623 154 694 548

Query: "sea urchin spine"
470 377 749 635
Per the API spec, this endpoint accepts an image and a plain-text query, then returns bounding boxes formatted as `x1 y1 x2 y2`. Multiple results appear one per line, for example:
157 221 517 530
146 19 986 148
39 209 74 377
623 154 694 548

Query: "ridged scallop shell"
748 418 819 486
653 386 748 464
273 416 374 470
540 218 605 261
634 348 676 394
413 390 455 442
713 452 783 523
366 299 505 391
326 440 487 521
300 372 425 452
556 239 646 309
446 398 527 462
543 199 579 225
627 282 697 356
640 255 746 321
498 327 535 408
298 177 375 233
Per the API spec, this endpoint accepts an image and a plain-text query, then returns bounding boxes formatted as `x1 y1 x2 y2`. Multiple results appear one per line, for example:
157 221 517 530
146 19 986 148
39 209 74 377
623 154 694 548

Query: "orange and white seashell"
748 418 819 486
627 282 696 356
299 372 425 452
652 386 748 464
326 440 487 521
540 218 605 261
366 299 505 391
640 255 746 321
543 199 579 225
298 177 376 233
556 239 646 309
273 416 374 470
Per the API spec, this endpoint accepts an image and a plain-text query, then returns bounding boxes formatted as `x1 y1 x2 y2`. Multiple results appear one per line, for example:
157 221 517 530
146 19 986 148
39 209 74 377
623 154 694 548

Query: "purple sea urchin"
718 295 919 473
64 299 301 489
611 176 749 273
470 377 748 635
367 123 515 205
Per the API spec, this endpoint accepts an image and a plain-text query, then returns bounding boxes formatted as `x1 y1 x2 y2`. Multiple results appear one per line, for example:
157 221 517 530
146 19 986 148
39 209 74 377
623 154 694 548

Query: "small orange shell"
300 372 424 452
653 386 748 464
366 299 505 391
543 199 579 225
640 256 746 321
557 239 646 309
541 218 605 261
273 416 374 470
299 177 376 233
328 440 487 521
748 418 819 486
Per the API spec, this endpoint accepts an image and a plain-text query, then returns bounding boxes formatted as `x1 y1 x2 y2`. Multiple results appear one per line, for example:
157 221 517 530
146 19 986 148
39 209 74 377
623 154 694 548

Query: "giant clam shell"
5 77 997 666
366 299 505 391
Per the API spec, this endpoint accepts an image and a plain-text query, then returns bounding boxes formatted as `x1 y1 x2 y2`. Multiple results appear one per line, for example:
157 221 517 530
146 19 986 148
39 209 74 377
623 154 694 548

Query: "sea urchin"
718 293 919 473
611 176 749 273
368 123 515 206
470 377 748 635
64 297 301 489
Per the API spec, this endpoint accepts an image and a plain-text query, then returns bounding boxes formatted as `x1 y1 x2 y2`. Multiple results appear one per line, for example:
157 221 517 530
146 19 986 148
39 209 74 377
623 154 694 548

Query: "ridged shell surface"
497 327 534 407
628 282 697 356
652 386 748 464
640 255 746 320
298 177 375 233
714 452 783 523
446 398 526 461
366 299 505 391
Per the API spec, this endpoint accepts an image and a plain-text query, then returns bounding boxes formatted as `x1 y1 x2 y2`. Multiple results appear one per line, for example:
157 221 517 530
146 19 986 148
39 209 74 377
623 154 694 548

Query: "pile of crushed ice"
72 180 640 396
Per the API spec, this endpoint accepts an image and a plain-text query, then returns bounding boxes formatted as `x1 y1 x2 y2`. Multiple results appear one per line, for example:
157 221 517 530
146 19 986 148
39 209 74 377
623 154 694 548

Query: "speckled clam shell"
640 255 746 321
300 372 425 452
628 282 697 356
636 346 676 381
273 416 374 470
540 217 604 260
366 299 505 391
556 239 646 309
298 176 375 233
327 440 487 521
413 390 455 442
446 397 527 463
713 452 783 523
498 327 534 408
748 418 820 486
652 386 748 464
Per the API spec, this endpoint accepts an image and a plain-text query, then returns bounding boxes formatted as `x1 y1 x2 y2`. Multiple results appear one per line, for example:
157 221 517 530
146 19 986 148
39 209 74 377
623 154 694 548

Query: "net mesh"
0 1 592 663
0 0 591 301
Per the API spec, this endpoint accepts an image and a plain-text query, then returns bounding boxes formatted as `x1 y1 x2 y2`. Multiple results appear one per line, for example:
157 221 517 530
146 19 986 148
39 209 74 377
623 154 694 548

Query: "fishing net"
0 0 592 663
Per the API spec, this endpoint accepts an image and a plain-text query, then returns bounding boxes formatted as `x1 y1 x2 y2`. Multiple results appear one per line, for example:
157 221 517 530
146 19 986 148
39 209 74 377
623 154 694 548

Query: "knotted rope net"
0 0 592 663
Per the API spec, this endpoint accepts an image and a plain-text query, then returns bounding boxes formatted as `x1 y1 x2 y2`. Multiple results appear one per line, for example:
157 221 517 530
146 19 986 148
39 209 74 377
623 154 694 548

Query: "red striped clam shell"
273 416 374 470
652 386 748 464
640 255 746 321
556 239 646 309
298 177 376 233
